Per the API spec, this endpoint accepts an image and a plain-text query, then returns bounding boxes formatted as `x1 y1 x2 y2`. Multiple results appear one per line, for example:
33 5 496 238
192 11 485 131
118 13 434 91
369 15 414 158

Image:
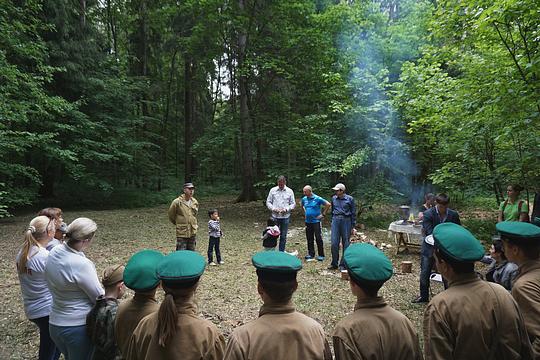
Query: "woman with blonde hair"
126 251 225 360
16 215 60 360
45 217 104 360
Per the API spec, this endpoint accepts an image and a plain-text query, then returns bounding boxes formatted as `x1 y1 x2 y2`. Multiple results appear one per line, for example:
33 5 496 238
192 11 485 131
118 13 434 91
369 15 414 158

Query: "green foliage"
2 0 537 217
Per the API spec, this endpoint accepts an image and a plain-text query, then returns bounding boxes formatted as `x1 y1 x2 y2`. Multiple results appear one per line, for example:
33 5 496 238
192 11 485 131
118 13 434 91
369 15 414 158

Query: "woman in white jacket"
16 215 60 360
45 217 104 360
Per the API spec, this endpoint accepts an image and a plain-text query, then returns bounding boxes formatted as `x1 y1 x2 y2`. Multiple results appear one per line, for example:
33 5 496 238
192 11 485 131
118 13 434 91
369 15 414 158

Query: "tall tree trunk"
184 59 194 183
236 0 257 202
106 0 118 57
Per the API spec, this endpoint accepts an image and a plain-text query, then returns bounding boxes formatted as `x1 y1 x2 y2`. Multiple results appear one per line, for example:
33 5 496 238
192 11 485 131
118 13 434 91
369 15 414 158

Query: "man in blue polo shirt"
301 185 331 262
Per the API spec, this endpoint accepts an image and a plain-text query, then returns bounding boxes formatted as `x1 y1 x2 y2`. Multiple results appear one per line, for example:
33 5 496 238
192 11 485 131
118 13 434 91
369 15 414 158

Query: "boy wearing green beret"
115 250 164 358
332 243 422 360
424 223 532 360
224 252 331 360
498 222 540 357
126 251 225 360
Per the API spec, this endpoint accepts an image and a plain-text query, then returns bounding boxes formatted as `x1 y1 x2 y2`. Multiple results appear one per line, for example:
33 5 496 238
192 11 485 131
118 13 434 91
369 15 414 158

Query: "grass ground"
1 196 457 359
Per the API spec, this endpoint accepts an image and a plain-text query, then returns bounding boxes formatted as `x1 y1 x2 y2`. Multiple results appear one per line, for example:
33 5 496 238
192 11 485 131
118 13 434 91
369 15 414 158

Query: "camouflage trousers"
176 236 196 251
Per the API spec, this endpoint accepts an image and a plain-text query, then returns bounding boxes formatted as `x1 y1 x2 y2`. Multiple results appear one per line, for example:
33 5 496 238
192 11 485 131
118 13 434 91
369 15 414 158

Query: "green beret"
496 222 540 242
124 250 164 291
157 250 206 284
252 251 302 281
343 243 393 283
433 223 484 262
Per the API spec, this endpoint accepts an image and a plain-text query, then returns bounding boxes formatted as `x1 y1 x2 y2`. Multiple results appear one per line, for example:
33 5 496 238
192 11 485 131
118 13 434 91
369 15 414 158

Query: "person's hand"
316 214 324 220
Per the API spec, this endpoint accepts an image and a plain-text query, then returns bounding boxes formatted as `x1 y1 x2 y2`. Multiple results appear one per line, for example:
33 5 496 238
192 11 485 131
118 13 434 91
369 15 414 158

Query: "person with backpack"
86 265 125 360
498 184 530 222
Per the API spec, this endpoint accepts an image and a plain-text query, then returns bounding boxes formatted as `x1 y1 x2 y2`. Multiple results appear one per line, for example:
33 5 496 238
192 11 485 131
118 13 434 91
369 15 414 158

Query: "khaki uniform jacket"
168 194 199 238
125 300 224 360
332 297 422 360
512 260 540 357
424 273 532 360
224 302 332 360
115 294 159 358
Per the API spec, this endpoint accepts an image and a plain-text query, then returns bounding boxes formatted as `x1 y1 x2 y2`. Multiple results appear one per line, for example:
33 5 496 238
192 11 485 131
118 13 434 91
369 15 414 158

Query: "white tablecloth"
388 221 423 236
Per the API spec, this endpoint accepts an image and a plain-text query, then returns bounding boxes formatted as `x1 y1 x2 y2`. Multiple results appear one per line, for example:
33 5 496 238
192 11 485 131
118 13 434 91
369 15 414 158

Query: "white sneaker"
209 262 217 266
219 261 225 265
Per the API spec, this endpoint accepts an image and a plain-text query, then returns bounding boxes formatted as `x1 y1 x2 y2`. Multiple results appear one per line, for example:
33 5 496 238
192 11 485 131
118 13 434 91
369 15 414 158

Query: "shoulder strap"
501 200 508 221
519 200 530 222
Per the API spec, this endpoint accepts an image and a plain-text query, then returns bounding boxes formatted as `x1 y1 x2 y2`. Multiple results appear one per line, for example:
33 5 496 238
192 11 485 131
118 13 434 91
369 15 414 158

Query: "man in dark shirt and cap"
328 183 356 270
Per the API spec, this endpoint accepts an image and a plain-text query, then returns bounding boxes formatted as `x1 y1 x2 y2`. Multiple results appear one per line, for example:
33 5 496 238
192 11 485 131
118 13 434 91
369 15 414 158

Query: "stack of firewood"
350 232 393 251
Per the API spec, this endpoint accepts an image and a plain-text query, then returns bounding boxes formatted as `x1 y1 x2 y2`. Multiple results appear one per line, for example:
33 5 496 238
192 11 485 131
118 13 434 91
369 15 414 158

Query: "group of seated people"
16 199 540 360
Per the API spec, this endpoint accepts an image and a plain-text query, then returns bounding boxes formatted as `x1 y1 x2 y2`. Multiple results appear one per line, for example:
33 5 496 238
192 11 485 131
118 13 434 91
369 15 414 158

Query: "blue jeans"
49 324 94 360
30 316 60 360
331 216 352 268
273 217 289 252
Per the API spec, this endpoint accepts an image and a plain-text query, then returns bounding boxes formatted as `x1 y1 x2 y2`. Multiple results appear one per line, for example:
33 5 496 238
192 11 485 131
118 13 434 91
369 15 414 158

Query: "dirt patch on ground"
0 197 445 358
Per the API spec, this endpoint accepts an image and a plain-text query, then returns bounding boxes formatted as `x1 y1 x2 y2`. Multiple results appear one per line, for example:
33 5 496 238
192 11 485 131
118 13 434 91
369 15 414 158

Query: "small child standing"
208 209 223 265
261 218 281 251
86 264 126 360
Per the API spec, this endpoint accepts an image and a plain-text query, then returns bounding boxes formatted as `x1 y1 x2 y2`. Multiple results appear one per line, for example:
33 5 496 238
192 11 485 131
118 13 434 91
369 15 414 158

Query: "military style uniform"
424 223 533 360
225 251 331 360
333 243 422 360
512 261 540 356
115 250 163 358
225 302 331 360
125 250 225 360
333 297 422 360
115 294 158 358
424 273 532 360
497 221 540 358
126 300 225 360
87 296 122 360
168 192 199 250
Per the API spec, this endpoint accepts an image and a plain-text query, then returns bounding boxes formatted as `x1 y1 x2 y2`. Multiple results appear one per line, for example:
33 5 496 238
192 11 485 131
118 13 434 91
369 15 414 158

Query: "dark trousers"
420 243 448 300
306 222 324 257
207 236 221 263
30 316 60 360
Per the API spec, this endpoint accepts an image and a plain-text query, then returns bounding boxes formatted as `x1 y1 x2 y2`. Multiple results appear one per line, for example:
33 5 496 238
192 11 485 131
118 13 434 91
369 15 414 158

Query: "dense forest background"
1 0 539 217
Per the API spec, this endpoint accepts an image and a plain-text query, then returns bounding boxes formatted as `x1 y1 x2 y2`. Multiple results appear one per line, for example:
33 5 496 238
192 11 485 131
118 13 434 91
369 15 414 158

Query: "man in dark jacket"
412 193 461 303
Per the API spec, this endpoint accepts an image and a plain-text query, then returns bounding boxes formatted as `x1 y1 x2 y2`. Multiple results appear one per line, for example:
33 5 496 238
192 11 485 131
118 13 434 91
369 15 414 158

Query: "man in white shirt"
266 176 296 252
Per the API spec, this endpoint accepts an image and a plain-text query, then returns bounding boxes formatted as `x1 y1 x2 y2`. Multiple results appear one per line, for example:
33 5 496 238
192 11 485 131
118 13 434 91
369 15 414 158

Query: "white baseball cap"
332 183 346 191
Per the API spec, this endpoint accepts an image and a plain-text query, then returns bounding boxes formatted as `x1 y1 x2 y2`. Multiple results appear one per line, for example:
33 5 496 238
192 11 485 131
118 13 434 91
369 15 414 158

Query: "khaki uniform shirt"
332 297 422 360
224 302 331 360
424 273 532 360
115 294 159 358
168 194 199 238
126 300 224 360
512 260 540 357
